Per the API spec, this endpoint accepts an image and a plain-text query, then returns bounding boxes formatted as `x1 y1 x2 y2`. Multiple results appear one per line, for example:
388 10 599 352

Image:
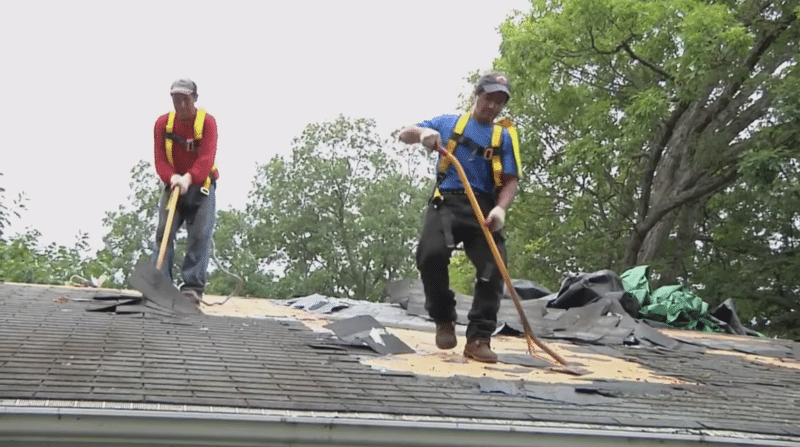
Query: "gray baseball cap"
170 78 197 99
475 72 511 98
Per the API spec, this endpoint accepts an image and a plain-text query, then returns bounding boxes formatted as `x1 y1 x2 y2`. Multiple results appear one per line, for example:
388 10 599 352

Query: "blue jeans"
151 184 216 293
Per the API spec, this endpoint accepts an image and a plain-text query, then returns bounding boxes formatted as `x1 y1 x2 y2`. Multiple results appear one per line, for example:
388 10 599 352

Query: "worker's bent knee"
417 251 451 271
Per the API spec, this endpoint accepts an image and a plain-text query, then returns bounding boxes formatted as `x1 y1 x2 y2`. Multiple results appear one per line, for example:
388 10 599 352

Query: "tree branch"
705 10 795 120
640 166 739 235
619 42 675 83
639 102 690 222
725 92 773 139
586 27 676 82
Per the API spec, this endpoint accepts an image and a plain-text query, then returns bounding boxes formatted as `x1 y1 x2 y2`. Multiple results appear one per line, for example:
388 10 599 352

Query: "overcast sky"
1 0 530 253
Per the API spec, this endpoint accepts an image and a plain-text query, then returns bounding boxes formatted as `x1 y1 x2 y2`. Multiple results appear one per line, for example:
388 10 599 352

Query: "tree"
0 173 9 242
243 115 429 301
497 0 800 287
0 173 26 244
1 172 108 285
691 158 800 338
97 160 162 287
206 208 276 298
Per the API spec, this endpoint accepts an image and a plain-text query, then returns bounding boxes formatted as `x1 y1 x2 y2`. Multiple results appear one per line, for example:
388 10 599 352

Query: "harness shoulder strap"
164 109 217 193
490 118 522 191
496 118 522 175
491 123 504 189
166 110 206 160
194 108 206 140
165 109 206 166
190 109 217 193
166 112 176 166
431 114 471 204
437 113 471 173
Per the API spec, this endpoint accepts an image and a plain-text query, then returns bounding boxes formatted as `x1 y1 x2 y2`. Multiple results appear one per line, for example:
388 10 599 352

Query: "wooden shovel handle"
433 145 569 366
156 186 181 270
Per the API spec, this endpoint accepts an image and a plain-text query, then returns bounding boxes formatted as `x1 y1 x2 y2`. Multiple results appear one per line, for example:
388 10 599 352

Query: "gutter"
1 406 797 447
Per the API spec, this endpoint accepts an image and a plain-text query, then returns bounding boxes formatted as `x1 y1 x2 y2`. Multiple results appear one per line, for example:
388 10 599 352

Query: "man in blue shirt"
398 72 521 363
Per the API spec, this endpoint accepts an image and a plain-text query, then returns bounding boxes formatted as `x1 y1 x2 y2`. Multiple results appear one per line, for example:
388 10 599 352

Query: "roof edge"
1 406 797 447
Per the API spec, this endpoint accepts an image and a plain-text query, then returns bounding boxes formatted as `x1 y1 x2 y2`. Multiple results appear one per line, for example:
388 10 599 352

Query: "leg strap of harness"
438 205 455 249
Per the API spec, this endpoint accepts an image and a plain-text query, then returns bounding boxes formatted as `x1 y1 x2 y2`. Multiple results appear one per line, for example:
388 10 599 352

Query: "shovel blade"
130 262 200 314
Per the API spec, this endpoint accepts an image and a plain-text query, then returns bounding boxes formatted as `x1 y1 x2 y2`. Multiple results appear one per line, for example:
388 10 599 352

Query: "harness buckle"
483 148 494 160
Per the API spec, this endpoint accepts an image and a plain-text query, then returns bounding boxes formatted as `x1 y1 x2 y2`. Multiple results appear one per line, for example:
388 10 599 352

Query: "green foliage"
0 229 109 286
496 0 800 337
94 160 162 288
240 115 429 301
691 157 800 338
448 251 476 296
0 231 55 283
0 173 109 285
0 174 8 241
0 173 26 244
91 119 430 301
206 209 278 297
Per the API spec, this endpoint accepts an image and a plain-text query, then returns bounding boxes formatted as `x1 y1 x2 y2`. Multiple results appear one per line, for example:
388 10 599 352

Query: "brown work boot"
435 321 457 349
464 338 497 363
181 289 202 305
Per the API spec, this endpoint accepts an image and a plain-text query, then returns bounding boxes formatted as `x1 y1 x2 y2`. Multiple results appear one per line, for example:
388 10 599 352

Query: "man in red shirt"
151 78 219 304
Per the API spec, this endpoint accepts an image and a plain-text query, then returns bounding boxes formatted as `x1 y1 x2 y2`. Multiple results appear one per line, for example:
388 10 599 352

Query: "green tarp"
621 266 719 331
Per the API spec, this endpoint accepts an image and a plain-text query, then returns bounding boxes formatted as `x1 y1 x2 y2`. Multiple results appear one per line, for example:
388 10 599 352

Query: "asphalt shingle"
1 283 799 444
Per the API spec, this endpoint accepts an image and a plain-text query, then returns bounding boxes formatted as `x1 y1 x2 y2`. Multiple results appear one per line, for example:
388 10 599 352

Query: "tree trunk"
623 226 647 267
620 9 795 271
665 201 705 285
638 211 679 264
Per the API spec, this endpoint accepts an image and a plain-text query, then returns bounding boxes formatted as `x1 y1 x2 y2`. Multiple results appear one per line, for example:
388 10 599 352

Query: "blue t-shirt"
419 114 520 194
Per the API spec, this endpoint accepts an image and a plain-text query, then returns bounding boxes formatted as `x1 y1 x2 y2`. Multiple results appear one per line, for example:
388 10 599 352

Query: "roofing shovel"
433 144 588 376
130 185 200 314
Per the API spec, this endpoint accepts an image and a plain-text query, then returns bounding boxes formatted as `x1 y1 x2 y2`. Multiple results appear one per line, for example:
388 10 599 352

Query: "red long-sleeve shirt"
153 111 220 186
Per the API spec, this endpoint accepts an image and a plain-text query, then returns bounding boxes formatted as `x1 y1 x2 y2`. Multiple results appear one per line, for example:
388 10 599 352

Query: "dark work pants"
151 184 216 294
415 193 506 342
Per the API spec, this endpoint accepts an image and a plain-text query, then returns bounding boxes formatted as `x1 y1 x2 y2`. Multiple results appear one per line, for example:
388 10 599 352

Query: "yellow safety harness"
165 108 218 194
432 113 521 203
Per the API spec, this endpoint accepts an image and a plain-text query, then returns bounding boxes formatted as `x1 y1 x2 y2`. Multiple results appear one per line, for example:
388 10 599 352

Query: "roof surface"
1 282 799 446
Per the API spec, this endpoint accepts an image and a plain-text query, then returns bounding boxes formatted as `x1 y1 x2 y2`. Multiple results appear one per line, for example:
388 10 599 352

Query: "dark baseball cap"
170 78 197 99
475 72 511 98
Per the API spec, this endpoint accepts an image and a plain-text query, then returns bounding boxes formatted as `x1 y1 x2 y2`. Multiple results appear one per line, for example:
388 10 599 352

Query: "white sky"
1 0 530 253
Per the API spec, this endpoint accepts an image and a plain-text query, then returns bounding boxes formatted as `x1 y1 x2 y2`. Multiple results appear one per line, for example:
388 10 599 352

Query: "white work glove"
170 174 181 188
419 128 442 151
170 173 192 195
484 206 506 232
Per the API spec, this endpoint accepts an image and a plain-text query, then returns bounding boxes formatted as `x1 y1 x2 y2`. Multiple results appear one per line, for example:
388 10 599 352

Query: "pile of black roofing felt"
386 272 657 346
385 271 790 356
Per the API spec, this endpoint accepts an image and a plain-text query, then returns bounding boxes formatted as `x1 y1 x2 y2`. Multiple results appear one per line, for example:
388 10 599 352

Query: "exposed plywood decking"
201 295 693 384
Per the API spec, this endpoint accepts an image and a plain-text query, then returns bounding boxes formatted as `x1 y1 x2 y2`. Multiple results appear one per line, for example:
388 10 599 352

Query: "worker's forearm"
496 176 519 211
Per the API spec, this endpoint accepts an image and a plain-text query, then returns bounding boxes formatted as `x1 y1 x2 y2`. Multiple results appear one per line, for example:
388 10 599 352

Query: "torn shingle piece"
478 377 522 395
523 384 617 405
495 353 553 368
633 323 681 350
287 294 349 314
325 315 414 355
86 298 140 313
